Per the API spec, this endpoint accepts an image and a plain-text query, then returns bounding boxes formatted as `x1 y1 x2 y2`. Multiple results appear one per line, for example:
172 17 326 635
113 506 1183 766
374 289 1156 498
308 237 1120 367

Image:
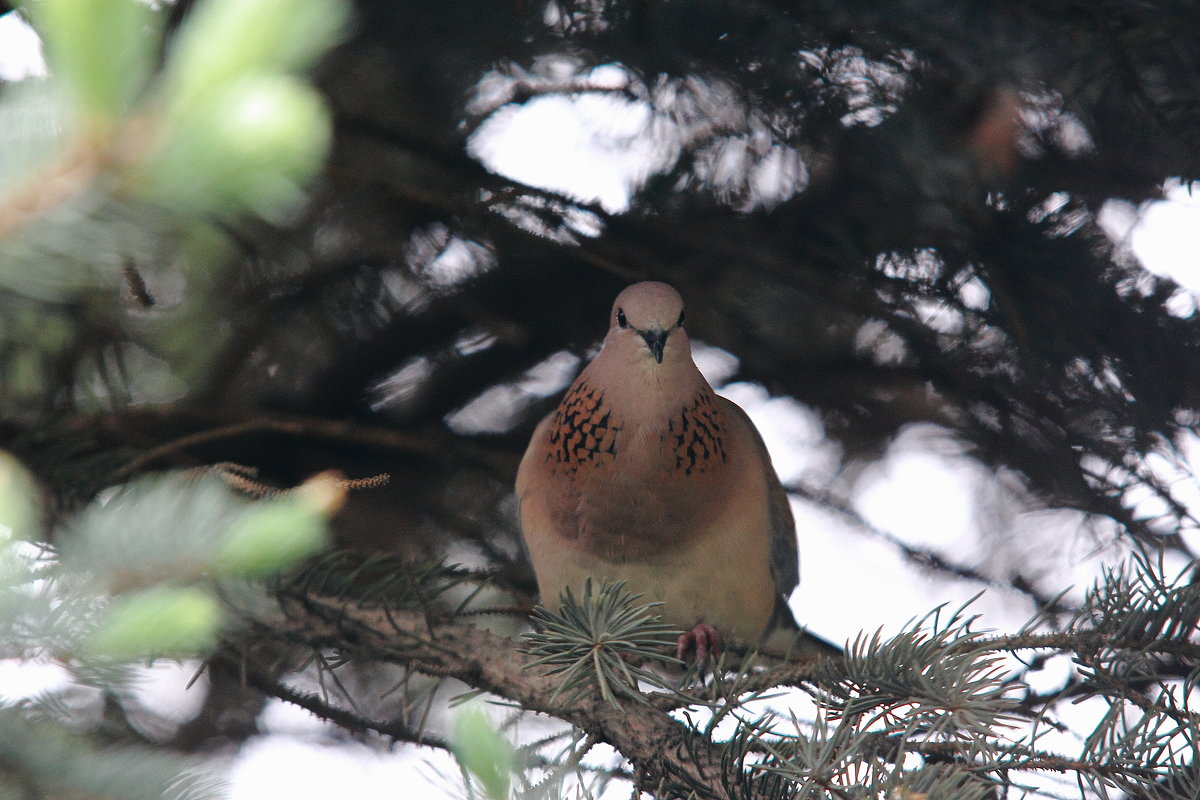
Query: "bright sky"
4 9 1200 799
0 12 44 81
469 89 673 213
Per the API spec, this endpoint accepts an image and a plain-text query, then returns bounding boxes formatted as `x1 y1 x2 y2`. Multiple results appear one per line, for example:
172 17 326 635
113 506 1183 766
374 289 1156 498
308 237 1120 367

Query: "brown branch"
899 737 1162 781
86 407 513 485
104 417 431 483
208 650 452 750
1092 3 1200 159
247 591 774 800
190 462 390 500
213 583 1200 799
966 631 1200 661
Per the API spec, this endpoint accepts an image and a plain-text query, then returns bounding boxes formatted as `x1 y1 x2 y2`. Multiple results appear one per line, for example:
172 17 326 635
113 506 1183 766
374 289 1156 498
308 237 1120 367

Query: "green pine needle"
521 579 682 707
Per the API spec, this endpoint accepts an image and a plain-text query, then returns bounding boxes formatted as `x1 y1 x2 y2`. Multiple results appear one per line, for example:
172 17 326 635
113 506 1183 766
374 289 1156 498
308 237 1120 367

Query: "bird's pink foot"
677 622 722 664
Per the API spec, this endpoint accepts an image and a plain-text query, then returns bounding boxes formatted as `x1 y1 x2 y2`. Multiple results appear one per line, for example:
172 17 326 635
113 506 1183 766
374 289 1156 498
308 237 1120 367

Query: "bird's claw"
677 622 722 665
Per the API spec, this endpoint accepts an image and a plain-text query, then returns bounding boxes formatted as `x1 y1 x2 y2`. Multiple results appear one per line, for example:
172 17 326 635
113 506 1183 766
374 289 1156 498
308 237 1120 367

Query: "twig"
208 651 452 750
99 411 486 485
789 483 1074 615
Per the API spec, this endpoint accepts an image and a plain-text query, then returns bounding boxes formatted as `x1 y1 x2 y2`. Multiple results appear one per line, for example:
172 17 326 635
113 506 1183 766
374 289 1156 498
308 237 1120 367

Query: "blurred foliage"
1 0 341 421
451 705 519 800
0 466 337 796
0 450 37 538
2 0 1200 798
0 0 346 796
0 711 224 800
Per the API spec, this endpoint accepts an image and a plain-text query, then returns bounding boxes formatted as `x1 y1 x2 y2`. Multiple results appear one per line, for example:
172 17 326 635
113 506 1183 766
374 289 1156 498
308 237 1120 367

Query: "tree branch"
76 407 514 485
208 650 453 750
243 590 782 800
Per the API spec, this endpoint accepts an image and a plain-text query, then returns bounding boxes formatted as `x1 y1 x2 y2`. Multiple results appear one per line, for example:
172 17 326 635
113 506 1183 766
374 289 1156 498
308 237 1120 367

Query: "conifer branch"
241 590 784 800
207 650 452 750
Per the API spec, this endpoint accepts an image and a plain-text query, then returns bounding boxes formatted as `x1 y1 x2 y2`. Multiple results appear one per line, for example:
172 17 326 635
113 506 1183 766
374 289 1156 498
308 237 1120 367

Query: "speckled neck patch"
547 380 620 472
668 392 727 476
546 380 728 478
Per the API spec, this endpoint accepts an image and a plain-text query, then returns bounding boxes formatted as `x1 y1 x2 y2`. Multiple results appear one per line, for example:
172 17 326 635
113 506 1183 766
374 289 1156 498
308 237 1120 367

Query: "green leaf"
161 0 351 110
84 585 222 660
451 706 516 800
28 0 162 124
214 493 329 577
59 474 247 588
137 74 332 219
0 451 38 541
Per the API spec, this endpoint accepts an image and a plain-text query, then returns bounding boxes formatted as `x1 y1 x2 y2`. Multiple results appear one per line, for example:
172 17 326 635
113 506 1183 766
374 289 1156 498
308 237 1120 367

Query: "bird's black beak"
640 328 668 363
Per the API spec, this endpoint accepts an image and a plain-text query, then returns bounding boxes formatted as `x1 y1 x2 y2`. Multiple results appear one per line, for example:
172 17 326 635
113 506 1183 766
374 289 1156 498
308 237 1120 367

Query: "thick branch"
249 591 767 800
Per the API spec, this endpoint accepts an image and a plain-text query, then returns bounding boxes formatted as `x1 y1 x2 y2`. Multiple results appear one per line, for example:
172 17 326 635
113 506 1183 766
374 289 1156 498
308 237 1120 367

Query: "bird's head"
605 281 689 366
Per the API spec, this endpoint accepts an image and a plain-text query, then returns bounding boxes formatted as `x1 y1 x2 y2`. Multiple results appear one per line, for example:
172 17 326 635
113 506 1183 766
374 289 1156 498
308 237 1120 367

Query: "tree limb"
246 590 780 800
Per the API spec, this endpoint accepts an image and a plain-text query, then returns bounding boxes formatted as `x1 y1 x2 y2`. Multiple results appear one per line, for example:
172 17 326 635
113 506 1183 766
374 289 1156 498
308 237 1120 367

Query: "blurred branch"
207 649 453 749
790 483 1076 615
1091 3 1200 158
70 406 515 484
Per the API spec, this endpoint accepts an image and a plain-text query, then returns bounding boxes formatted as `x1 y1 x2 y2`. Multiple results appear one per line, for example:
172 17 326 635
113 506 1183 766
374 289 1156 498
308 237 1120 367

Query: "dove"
515 281 836 663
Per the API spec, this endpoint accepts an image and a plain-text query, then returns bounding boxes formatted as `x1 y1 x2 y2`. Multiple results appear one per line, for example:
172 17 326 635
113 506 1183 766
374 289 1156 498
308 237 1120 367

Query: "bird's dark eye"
677 310 686 327
616 308 628 328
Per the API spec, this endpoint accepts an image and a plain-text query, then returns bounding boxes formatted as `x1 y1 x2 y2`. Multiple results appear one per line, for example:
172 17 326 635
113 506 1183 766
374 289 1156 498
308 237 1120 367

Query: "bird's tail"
764 593 842 659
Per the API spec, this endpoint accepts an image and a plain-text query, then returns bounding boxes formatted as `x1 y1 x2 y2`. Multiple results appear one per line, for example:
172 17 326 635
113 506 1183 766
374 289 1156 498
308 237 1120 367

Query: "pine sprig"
812 596 1016 742
521 579 682 707
280 550 484 611
753 709 1005 800
1070 550 1200 647
752 708 881 799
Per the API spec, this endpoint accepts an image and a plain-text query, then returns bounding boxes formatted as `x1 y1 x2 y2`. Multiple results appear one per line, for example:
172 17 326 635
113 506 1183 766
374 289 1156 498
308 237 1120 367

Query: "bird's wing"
717 396 842 658
514 409 554 503
714 396 799 599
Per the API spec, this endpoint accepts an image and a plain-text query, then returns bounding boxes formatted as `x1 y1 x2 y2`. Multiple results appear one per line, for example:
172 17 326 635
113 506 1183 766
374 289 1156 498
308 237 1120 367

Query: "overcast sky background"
2 8 1200 798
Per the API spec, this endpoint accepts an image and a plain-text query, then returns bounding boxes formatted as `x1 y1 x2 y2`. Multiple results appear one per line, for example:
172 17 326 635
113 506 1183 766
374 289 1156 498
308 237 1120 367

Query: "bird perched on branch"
516 281 837 663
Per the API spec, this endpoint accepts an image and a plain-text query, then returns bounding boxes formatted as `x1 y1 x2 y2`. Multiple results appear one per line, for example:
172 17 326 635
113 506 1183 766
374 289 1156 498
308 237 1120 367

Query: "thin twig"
101 412 468 484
